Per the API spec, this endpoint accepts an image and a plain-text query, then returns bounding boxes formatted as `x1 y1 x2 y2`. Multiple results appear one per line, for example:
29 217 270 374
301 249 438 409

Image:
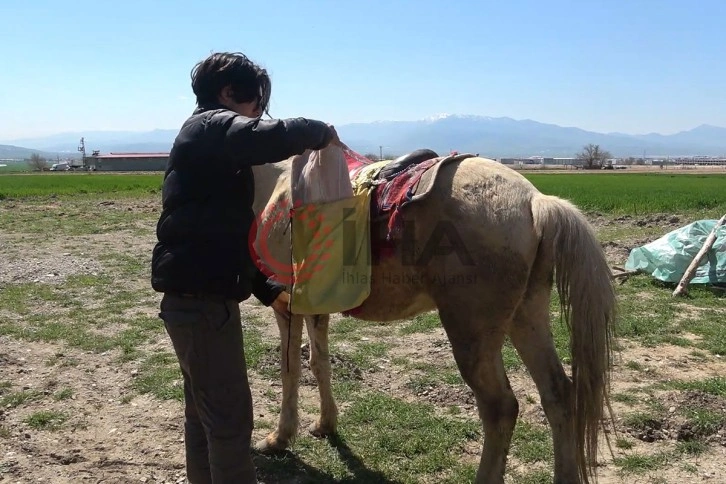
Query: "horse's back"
414 156 541 259
366 157 542 318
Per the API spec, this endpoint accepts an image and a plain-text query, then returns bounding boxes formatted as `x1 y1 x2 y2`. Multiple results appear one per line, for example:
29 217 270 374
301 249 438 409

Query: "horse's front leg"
255 312 303 453
304 314 338 437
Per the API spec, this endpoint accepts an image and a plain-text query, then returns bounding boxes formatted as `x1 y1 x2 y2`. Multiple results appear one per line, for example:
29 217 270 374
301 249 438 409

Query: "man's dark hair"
190 52 271 116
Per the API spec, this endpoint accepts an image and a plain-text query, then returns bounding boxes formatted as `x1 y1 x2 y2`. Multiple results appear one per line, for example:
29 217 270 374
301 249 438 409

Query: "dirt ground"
0 199 724 483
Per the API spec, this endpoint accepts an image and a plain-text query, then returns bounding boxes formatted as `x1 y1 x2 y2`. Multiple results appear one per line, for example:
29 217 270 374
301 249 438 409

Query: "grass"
511 421 553 464
53 388 74 401
614 452 672 475
243 325 279 378
524 173 726 214
99 252 151 276
399 312 441 334
615 438 634 450
391 353 465 393
612 377 725 476
612 392 640 405
614 437 712 476
335 392 480 481
675 440 707 456
0 197 157 235
613 275 726 355
0 272 161 357
2 174 726 482
328 317 363 340
0 171 723 215
664 377 726 396
24 410 68 431
129 320 296 403
681 407 725 436
347 341 388 371
253 391 481 483
133 351 183 401
329 317 393 342
0 309 160 356
622 411 663 431
507 469 553 484
0 161 30 173
0 390 42 409
625 360 646 372
0 173 162 199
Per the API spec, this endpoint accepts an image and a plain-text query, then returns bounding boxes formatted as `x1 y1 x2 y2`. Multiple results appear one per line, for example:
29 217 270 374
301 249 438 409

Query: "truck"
49 162 70 171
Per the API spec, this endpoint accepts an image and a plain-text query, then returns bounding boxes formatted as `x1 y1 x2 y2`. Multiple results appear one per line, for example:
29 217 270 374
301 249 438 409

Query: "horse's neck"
252 159 292 214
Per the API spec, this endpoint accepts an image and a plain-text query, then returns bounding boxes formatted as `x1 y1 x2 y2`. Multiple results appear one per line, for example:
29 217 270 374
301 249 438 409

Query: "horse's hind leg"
304 314 338 437
438 305 519 484
510 286 579 483
255 312 304 453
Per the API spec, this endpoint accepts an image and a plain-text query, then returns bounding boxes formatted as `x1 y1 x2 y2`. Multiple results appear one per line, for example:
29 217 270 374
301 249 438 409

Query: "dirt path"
1 200 724 483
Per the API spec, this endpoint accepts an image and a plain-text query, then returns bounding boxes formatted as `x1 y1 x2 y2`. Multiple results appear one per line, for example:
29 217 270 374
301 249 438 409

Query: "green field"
526 173 726 214
0 173 163 199
0 162 31 174
1 172 724 215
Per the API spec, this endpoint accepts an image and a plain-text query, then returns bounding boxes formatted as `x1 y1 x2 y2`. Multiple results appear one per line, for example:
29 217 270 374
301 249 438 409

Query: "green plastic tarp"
624 219 726 284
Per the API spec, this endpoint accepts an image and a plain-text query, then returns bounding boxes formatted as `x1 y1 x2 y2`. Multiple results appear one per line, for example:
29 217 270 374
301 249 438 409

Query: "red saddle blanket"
345 150 472 241
340 150 474 316
372 157 440 237
344 150 475 264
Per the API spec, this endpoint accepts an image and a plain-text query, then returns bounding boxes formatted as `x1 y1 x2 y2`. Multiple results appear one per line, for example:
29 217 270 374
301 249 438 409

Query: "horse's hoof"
254 433 289 454
308 421 336 438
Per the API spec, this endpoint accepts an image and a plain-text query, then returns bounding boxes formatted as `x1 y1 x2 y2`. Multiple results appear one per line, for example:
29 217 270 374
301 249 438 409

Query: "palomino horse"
250 155 616 484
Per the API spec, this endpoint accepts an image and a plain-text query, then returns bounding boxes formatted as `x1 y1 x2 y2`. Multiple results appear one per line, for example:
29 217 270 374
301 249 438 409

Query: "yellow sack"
290 191 371 315
351 159 389 195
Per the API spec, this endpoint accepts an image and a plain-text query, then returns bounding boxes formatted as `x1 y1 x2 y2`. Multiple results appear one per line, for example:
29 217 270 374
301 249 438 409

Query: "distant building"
87 152 168 171
549 157 579 166
671 157 726 166
497 157 580 166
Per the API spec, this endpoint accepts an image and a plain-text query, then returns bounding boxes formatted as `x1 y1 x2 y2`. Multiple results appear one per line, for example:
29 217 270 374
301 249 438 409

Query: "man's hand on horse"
327 124 344 148
271 290 291 319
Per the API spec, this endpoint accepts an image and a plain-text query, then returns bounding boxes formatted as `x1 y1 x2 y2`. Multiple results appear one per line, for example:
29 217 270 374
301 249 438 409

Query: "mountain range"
2 115 726 159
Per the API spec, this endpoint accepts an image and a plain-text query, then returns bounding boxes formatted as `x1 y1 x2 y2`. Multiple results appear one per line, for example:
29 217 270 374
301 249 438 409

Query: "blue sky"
1 0 724 140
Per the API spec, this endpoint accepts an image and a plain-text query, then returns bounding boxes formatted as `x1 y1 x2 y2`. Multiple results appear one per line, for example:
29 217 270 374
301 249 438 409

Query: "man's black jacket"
151 103 333 304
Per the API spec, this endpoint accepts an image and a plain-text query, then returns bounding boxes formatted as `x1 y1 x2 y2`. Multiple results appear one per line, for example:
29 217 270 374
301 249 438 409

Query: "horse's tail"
531 193 616 483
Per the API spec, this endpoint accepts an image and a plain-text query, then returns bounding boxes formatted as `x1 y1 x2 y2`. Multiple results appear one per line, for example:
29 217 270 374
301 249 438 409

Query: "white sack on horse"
287 146 370 315
291 146 353 203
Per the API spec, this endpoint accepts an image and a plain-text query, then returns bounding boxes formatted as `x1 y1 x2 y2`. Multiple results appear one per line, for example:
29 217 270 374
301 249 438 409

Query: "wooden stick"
610 269 639 285
611 270 639 279
672 214 726 297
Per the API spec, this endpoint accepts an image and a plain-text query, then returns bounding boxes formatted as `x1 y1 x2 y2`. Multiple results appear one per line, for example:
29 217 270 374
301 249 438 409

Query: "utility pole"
379 145 383 161
78 137 86 169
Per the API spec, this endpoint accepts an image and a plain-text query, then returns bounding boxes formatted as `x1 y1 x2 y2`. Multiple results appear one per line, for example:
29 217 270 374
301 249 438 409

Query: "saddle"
345 149 476 241
341 149 476 317
376 149 439 180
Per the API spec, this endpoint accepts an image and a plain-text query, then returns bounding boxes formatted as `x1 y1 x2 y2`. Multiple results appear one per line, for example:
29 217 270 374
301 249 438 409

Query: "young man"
151 52 337 483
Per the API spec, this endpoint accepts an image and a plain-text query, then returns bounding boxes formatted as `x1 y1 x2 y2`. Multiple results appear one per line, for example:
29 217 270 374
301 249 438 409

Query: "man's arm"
250 267 286 306
224 116 333 166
